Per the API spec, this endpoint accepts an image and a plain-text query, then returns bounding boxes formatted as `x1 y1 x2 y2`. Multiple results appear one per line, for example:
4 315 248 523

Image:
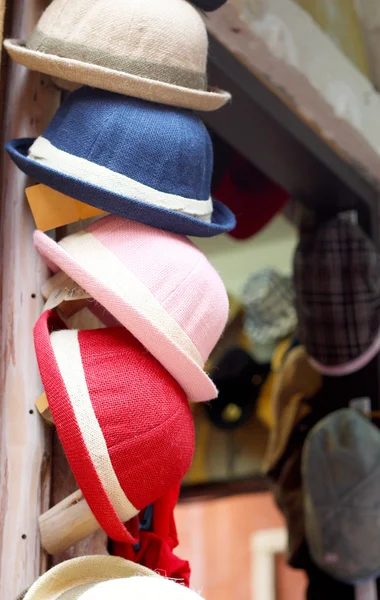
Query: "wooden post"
49 433 108 564
0 1 61 596
39 490 102 556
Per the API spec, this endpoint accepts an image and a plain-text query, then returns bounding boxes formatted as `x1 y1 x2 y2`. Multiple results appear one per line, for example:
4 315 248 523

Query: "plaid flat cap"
293 215 380 375
243 269 297 346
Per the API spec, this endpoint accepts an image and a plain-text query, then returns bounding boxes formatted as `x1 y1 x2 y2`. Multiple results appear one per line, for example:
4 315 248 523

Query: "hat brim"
6 138 236 238
307 325 380 376
4 39 231 112
24 556 158 600
34 311 140 545
33 233 218 403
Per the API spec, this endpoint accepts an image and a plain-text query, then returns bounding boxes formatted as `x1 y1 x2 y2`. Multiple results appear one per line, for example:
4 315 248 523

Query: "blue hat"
6 87 235 237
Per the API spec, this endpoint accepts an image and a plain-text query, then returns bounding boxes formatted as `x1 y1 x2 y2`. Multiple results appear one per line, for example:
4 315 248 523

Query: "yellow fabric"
183 410 210 485
256 338 292 429
264 346 322 473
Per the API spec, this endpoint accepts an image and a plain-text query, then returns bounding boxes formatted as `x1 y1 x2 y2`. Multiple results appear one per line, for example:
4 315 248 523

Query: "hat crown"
83 216 229 362
27 0 208 89
303 408 380 582
304 409 380 505
34 311 195 538
38 87 213 201
294 217 380 369
243 269 296 343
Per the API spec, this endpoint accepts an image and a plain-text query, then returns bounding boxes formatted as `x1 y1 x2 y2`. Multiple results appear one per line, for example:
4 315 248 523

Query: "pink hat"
34 215 228 402
33 310 195 544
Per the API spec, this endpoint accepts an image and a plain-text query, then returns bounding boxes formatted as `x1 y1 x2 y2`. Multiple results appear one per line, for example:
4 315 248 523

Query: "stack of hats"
4 0 233 591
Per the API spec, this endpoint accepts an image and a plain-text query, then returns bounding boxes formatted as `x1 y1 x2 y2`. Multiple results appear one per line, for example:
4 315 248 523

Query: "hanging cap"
303 408 380 583
294 216 380 375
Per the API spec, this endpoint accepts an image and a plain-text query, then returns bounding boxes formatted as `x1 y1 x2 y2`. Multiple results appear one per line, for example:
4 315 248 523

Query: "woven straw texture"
34 216 229 402
23 556 204 599
23 556 157 600
4 0 230 110
34 311 195 543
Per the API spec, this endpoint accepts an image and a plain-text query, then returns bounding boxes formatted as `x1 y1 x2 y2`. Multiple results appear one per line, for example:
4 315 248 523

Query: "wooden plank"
0 0 61 596
204 1 380 211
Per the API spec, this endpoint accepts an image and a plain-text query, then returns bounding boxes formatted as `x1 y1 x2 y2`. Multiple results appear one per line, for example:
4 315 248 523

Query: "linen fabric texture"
6 87 235 237
33 310 195 544
294 215 380 375
33 215 229 402
4 0 230 111
303 408 380 583
22 556 204 600
243 269 297 345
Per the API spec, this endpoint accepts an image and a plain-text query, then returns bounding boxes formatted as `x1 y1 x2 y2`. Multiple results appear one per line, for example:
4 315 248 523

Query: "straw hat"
22 556 204 600
4 0 230 111
34 215 229 402
34 310 195 543
6 87 235 237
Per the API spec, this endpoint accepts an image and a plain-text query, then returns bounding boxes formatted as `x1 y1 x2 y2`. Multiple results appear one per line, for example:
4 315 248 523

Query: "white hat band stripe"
29 137 213 221
50 329 138 522
59 231 204 367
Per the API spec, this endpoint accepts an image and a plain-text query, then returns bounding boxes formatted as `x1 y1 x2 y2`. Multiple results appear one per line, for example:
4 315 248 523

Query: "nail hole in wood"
29 409 34 415
21 534 27 540
31 293 36 299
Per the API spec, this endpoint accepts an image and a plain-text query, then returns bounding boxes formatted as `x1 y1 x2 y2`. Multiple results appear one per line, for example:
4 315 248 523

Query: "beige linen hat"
4 0 230 111
22 556 204 600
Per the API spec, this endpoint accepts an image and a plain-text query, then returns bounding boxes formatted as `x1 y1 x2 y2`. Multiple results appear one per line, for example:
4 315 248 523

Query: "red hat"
213 153 289 240
113 485 191 586
33 310 195 544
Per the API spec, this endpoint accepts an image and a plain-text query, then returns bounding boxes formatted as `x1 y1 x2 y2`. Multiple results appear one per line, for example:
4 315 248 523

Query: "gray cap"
302 408 380 583
243 269 297 346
